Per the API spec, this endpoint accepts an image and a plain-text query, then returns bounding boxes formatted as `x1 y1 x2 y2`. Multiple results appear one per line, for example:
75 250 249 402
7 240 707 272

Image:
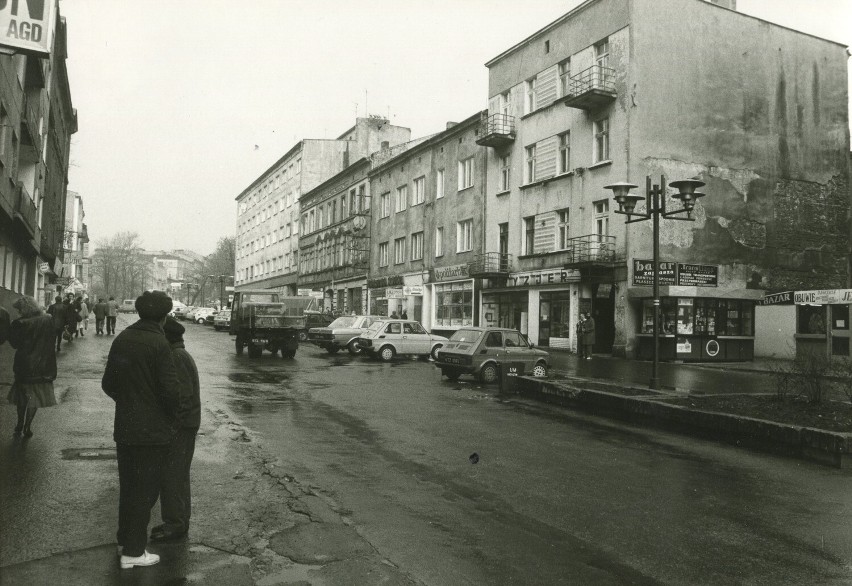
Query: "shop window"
434 281 473 327
677 299 694 335
641 298 677 334
797 305 826 334
831 305 849 330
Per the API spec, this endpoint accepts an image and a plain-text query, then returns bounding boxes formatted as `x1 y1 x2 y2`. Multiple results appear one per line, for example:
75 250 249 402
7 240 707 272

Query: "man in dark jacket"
46 296 66 351
92 298 108 335
151 317 201 543
102 290 181 569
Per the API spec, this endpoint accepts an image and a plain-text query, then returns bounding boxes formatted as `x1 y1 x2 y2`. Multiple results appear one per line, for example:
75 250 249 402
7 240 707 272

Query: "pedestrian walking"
102 291 181 569
46 296 67 351
76 296 89 336
63 297 78 344
93 298 108 334
400 309 408 320
7 296 57 438
582 312 596 360
151 317 200 544
576 313 586 359
106 296 118 335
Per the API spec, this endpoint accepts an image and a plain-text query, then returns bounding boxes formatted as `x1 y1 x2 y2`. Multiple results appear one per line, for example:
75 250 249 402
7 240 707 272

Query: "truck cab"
230 290 317 358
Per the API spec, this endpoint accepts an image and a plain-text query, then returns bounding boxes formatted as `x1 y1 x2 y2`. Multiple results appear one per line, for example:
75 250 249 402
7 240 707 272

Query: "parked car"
176 306 196 320
191 307 217 324
356 320 448 362
169 300 188 318
307 315 384 354
433 327 549 383
300 310 337 341
119 299 136 313
213 309 231 331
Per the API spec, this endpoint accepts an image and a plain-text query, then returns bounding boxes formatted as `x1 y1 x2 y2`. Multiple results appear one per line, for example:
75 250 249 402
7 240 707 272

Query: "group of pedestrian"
575 311 596 360
102 291 201 569
91 296 118 335
3 289 200 571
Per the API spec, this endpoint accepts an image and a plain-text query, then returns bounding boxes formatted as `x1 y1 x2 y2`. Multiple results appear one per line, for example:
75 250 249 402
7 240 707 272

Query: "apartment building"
0 9 76 311
141 249 205 299
234 117 410 295
479 0 849 360
60 190 88 297
367 112 487 337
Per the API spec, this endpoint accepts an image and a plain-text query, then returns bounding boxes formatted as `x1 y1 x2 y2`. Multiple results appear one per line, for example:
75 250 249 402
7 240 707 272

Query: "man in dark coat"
92 298 108 335
582 312 596 360
151 317 201 543
46 296 66 351
102 290 181 569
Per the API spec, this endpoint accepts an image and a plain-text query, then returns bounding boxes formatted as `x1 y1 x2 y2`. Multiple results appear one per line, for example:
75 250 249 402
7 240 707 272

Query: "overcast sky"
59 0 852 256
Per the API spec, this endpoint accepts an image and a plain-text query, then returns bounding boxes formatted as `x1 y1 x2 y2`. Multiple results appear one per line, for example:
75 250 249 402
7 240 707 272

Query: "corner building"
234 117 410 295
480 0 849 360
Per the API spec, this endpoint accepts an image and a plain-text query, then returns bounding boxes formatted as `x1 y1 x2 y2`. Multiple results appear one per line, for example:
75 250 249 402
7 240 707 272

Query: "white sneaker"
120 550 160 569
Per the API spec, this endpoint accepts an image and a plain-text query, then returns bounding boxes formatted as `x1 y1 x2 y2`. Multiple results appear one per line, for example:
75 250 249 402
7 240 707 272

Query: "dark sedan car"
433 327 549 383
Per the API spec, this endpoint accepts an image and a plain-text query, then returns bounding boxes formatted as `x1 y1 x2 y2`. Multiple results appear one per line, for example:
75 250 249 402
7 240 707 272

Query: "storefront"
427 263 476 337
791 289 852 359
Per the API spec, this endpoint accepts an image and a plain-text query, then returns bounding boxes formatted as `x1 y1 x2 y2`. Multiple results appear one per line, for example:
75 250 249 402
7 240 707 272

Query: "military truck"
229 290 318 358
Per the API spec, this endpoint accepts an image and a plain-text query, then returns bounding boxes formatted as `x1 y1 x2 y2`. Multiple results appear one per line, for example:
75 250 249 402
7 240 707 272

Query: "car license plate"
251 338 267 344
444 357 460 364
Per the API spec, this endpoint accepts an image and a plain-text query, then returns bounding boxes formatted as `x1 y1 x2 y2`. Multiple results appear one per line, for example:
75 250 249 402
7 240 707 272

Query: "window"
524 216 535 255
558 131 570 174
396 185 408 212
380 192 391 218
328 201 335 224
458 158 474 190
379 242 389 267
559 58 571 97
525 145 536 183
500 91 511 117
558 209 570 250
594 200 609 246
525 76 537 114
309 209 315 232
413 176 425 205
411 231 424 260
457 219 472 253
594 117 609 163
595 38 610 70
434 281 474 327
544 40 550 53
359 184 368 210
436 170 445 199
435 226 444 257
394 237 406 264
500 155 510 191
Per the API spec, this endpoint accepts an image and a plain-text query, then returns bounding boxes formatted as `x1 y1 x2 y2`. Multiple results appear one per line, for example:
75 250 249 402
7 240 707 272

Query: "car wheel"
347 340 362 355
298 331 308 342
479 363 499 384
442 368 461 381
531 363 548 378
196 318 205 324
327 347 340 354
430 344 443 361
248 344 263 358
379 345 395 362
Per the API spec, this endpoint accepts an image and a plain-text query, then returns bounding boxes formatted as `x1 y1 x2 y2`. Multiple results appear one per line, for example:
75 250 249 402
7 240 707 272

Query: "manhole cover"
62 448 117 460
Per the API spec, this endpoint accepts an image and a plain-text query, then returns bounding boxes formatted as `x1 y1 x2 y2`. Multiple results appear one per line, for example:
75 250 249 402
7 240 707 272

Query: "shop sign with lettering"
632 260 718 287
757 291 794 306
794 289 852 305
402 286 424 296
385 288 404 299
0 0 57 56
507 269 580 287
678 264 718 286
633 260 676 286
367 275 404 289
431 264 469 282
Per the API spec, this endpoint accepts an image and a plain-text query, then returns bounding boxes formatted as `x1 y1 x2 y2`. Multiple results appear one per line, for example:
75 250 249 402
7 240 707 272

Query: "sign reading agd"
0 0 57 56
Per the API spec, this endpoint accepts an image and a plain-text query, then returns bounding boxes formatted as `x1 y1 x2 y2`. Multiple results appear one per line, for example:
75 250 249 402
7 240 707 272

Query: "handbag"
62 327 73 341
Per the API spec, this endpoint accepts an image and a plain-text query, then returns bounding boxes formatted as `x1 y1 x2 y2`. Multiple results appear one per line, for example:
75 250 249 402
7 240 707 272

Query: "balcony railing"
562 64 617 111
563 234 618 265
13 182 38 239
468 252 513 277
476 113 516 148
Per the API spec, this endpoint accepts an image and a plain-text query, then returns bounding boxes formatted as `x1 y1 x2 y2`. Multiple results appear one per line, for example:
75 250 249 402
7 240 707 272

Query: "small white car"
191 307 217 324
356 320 448 362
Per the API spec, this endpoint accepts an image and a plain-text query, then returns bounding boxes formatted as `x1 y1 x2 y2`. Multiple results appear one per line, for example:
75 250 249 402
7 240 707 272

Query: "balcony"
468 252 513 277
476 113 516 148
13 182 38 241
562 64 616 111
563 234 619 266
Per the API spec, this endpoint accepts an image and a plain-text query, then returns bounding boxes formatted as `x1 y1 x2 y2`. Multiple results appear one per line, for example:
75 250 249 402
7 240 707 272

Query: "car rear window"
449 329 482 343
329 316 357 328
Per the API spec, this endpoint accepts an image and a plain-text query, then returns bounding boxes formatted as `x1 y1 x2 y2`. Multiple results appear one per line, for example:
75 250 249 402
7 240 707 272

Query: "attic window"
544 40 550 53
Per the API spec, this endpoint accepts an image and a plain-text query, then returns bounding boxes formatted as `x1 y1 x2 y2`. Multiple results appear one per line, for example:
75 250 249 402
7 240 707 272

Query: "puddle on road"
228 372 288 384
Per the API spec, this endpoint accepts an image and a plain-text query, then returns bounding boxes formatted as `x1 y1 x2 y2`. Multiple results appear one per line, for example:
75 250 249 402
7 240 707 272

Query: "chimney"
446 122 458 130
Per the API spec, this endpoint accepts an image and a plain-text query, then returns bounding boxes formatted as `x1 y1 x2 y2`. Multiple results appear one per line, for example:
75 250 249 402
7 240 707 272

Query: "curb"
513 376 852 468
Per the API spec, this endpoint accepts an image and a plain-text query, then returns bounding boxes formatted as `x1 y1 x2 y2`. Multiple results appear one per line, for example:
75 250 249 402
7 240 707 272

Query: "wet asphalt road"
91 321 848 585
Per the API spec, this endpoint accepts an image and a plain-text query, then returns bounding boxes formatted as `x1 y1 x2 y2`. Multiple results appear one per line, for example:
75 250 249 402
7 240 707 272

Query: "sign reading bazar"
0 0 57 56
632 260 718 287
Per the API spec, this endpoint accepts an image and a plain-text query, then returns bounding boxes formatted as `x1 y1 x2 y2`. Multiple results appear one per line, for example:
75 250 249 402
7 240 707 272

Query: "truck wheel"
248 344 263 358
347 340 361 355
379 345 395 362
327 347 340 354
479 363 499 384
235 339 244 355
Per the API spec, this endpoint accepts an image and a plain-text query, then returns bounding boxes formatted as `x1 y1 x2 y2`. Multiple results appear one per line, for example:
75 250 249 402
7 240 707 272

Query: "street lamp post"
208 275 234 309
604 175 706 390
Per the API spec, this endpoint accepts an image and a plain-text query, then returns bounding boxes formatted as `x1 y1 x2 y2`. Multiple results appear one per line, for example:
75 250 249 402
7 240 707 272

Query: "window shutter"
534 211 558 254
535 65 558 108
535 136 559 181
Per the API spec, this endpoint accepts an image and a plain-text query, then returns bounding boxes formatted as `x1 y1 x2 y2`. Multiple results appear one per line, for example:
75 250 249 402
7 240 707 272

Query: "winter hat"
135 290 173 321
163 316 185 343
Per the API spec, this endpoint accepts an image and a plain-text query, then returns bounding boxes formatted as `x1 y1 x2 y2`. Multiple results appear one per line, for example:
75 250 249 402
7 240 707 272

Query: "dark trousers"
116 443 169 557
158 428 198 534
95 317 105 334
54 328 63 350
106 316 116 334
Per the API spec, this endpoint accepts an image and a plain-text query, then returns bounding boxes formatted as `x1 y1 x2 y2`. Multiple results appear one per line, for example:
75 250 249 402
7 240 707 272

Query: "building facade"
234 117 410 295
141 249 205 301
367 113 488 337
0 9 76 312
60 190 89 297
480 0 849 360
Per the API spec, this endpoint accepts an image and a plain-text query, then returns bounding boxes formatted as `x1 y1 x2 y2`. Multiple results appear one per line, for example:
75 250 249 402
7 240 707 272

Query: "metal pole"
650 176 660 390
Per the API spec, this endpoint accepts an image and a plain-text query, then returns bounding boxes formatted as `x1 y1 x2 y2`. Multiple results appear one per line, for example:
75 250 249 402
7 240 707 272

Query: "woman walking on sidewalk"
75 296 89 337
7 296 57 438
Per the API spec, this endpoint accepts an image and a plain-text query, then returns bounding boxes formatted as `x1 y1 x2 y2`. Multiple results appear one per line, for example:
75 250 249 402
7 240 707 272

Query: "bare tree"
89 232 150 301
